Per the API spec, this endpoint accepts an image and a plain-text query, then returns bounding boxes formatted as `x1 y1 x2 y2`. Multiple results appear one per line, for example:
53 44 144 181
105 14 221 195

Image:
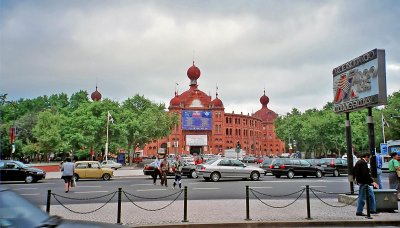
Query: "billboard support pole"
345 112 355 195
367 107 377 179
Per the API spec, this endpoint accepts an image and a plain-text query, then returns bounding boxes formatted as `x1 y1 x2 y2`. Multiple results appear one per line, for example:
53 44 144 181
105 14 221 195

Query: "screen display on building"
186 135 207 146
332 49 387 113
182 110 212 130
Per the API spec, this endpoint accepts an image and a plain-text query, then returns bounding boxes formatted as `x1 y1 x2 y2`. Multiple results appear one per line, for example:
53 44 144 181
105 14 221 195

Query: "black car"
317 158 348 177
0 187 121 227
0 160 46 183
259 159 273 175
270 158 324 179
143 160 198 178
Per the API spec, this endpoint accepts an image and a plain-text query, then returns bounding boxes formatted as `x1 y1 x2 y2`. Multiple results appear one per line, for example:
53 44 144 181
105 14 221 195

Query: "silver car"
196 158 263 182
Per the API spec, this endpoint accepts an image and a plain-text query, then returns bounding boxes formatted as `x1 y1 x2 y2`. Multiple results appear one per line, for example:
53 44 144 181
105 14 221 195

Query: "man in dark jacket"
353 152 379 216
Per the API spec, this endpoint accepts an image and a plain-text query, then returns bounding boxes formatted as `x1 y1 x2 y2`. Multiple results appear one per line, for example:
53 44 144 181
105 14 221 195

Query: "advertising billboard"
186 135 207 146
332 49 387 113
182 110 212 130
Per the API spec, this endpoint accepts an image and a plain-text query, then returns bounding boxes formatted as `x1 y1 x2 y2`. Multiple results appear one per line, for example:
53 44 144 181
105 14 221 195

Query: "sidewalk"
43 166 400 227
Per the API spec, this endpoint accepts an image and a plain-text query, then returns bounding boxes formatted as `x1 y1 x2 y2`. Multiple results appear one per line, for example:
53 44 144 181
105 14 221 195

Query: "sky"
1 0 399 115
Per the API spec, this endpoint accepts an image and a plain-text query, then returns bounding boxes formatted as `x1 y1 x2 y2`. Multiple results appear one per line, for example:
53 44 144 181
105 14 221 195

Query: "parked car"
270 158 324 179
259 159 273 175
74 161 113 181
317 158 348 177
0 160 46 183
242 156 257 163
143 160 198 178
196 158 263 182
101 160 122 170
0 187 121 227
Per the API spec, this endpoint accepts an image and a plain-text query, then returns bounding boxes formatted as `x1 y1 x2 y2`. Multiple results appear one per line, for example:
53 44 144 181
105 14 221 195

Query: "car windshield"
0 189 49 227
206 158 218 164
13 161 29 168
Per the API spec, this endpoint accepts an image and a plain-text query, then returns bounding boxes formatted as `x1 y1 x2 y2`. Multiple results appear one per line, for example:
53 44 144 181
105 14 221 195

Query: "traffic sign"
380 143 388 155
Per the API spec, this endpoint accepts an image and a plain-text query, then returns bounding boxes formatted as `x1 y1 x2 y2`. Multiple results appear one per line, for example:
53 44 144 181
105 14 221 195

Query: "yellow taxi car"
74 161 113 181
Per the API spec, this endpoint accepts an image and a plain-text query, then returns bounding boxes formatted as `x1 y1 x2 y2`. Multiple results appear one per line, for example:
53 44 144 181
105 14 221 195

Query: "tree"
32 110 65 160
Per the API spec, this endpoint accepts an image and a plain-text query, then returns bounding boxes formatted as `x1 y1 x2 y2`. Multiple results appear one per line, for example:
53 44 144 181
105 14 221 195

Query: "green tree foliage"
0 91 176 161
275 90 400 157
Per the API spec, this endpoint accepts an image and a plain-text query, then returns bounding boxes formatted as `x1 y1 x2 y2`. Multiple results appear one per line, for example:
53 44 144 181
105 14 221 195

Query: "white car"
196 158 263 182
101 160 122 170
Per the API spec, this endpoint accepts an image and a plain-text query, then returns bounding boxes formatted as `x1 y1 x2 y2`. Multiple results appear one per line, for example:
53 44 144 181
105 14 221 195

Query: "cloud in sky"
1 0 399 115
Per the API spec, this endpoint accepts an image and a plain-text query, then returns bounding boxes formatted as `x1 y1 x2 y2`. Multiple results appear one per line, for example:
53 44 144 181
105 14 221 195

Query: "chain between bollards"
245 185 251 221
306 185 311 220
182 186 188 222
117 187 122 224
46 189 51 214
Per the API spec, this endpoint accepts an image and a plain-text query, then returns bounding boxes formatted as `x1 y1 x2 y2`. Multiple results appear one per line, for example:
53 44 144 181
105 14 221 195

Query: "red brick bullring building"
143 62 285 157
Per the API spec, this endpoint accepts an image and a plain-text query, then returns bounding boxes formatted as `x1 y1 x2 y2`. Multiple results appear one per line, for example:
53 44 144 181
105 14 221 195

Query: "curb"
135 220 400 227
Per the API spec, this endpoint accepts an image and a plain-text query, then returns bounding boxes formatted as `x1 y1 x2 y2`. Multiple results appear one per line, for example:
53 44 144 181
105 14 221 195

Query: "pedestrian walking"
376 150 383 189
388 152 400 200
61 157 75 193
152 155 162 185
160 156 170 187
353 152 379 216
172 156 184 190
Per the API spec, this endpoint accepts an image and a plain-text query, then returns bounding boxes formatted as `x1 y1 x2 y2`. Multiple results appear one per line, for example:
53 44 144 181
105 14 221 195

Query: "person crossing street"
172 156 184 190
160 156 170 187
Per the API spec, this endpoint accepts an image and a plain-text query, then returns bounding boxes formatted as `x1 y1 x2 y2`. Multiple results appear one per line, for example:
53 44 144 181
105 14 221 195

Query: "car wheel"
333 169 339 177
210 172 220 182
274 175 281 178
25 175 34 183
287 170 295 179
316 170 323 178
102 173 111 181
250 171 260 181
73 174 79 181
190 170 198 178
264 172 267 176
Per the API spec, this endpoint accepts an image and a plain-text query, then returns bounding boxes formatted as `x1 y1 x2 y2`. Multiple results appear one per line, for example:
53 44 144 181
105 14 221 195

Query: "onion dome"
211 92 223 107
91 86 102 101
170 92 180 106
260 90 269 107
187 61 201 80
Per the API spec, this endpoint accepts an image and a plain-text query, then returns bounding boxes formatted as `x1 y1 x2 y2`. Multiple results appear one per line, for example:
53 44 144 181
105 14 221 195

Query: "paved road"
2 172 392 206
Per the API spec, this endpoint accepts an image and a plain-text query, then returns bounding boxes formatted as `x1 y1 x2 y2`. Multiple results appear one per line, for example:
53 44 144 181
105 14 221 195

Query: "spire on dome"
260 89 269 107
91 85 102 101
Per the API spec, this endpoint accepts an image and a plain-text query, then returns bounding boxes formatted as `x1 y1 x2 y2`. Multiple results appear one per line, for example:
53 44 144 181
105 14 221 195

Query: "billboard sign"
182 110 212 130
332 49 387 113
186 135 207 146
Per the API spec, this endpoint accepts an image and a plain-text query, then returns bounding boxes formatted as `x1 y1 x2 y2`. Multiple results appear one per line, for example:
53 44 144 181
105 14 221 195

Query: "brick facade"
143 62 285 157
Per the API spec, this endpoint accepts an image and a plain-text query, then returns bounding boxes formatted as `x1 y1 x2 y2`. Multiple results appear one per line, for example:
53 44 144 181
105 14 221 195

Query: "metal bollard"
117 188 122 224
46 190 51 214
306 185 311 220
245 185 251 221
182 186 188 222
365 185 372 219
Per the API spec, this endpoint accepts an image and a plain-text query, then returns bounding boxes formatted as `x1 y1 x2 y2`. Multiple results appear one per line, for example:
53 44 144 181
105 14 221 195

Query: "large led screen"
182 110 212 130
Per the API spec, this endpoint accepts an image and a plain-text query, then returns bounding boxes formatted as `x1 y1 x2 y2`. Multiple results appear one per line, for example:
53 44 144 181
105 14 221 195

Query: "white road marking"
192 188 220 190
75 186 102 188
21 193 40 196
73 191 109 194
136 189 166 192
250 186 273 189
301 186 327 188
130 184 154 186
14 188 37 190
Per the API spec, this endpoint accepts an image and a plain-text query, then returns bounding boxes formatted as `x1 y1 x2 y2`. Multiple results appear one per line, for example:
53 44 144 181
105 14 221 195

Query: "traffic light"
236 141 241 151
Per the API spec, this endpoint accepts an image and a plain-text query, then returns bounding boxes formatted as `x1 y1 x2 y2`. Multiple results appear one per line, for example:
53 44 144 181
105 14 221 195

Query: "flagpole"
105 111 109 162
382 113 386 144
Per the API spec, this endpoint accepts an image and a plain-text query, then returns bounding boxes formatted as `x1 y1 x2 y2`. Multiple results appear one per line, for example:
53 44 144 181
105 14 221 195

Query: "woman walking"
388 152 400 200
61 157 75 193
